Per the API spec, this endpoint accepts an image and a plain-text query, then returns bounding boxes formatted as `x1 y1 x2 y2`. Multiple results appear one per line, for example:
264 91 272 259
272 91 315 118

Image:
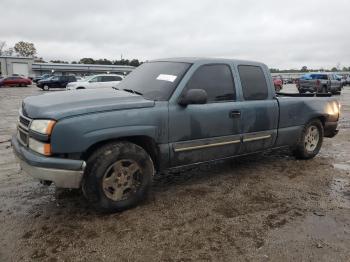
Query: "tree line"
270 65 350 73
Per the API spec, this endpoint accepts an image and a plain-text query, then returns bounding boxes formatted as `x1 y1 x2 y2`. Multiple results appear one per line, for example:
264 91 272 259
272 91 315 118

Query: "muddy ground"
0 85 349 262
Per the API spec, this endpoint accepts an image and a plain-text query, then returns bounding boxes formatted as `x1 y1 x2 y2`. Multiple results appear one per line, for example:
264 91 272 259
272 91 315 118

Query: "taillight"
316 79 321 86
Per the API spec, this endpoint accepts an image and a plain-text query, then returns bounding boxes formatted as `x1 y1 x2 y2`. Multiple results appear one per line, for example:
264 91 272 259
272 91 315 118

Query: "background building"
0 56 135 77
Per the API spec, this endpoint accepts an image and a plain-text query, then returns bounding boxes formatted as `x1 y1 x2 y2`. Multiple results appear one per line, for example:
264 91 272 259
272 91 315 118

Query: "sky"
0 0 349 69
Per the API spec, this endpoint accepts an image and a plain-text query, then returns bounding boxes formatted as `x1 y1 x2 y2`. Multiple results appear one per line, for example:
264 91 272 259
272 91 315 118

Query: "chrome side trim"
243 134 271 142
174 139 240 152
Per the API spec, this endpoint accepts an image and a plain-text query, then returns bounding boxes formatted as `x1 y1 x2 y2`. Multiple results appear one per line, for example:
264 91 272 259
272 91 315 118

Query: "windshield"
84 75 97 81
117 61 191 100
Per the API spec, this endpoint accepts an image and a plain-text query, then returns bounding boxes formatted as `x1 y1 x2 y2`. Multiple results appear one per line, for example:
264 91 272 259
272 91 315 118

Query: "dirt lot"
0 85 349 262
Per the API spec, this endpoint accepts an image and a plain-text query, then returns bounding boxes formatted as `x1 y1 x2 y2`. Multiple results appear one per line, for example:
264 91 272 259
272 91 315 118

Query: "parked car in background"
33 74 52 83
297 73 342 94
37 75 76 90
0 76 32 87
336 75 347 88
272 75 283 92
13 58 340 212
346 75 350 86
66 74 124 90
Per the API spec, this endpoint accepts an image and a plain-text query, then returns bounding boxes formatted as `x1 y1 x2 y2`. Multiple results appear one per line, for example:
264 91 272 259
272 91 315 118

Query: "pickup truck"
12 58 340 212
297 73 342 94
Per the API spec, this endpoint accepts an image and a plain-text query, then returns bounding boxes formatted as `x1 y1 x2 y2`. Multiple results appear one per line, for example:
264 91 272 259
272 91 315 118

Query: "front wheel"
292 119 323 159
43 85 50 91
82 141 154 212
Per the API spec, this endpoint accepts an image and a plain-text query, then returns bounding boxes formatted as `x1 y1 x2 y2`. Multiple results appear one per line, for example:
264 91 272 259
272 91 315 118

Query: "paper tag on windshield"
156 74 177 82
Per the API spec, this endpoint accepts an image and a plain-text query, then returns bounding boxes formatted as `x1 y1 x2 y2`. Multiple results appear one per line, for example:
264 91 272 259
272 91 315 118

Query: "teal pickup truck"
12 58 340 212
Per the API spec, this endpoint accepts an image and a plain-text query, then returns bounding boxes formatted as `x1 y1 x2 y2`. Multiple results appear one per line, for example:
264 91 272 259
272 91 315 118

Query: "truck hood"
22 88 155 120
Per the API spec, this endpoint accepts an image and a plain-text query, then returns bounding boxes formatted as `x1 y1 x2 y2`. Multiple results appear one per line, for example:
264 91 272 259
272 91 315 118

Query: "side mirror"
179 89 208 106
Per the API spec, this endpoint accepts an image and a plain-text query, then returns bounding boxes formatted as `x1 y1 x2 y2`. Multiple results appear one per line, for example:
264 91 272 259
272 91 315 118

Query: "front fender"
51 123 158 154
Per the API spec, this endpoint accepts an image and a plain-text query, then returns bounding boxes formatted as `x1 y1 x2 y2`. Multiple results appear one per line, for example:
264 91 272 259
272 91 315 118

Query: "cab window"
238 65 268 100
184 64 236 102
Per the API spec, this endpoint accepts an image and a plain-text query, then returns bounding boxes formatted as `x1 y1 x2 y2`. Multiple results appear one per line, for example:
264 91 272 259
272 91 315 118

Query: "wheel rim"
304 125 319 152
102 159 142 201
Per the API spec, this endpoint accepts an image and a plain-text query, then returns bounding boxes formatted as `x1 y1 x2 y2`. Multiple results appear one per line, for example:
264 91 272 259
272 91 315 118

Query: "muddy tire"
82 141 154 212
293 119 324 159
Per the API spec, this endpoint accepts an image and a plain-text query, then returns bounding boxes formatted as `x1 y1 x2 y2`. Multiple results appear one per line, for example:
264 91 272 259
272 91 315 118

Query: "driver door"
168 63 242 167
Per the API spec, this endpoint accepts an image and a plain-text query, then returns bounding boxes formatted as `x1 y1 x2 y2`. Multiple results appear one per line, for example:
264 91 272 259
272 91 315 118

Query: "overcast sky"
0 0 349 69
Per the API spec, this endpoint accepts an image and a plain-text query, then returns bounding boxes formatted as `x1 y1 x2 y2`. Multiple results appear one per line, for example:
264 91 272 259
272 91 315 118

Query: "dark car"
33 74 52 83
0 76 32 87
37 75 77 90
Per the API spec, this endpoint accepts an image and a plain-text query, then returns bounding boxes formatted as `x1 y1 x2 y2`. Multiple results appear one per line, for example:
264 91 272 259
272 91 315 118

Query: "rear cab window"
238 65 268 100
184 64 236 102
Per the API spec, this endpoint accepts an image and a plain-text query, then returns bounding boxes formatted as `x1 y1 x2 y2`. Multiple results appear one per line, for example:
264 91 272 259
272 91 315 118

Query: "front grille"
19 115 30 128
18 127 29 146
17 112 32 147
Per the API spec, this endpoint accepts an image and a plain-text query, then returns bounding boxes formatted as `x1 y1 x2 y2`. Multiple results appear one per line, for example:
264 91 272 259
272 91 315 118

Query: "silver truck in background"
297 73 342 94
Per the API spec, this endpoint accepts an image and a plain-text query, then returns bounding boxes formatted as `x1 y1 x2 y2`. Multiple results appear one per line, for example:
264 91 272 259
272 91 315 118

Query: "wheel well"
82 136 160 171
318 116 326 127
308 116 326 127
77 86 85 89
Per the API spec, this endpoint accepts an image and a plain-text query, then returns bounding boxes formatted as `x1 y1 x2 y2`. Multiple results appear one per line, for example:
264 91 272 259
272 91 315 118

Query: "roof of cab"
150 57 266 67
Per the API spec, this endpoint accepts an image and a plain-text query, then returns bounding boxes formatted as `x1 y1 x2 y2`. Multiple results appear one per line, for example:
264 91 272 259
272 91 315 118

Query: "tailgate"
299 79 315 88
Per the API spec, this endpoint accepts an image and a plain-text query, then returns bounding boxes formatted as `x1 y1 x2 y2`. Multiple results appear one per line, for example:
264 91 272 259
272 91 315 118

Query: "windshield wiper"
122 88 143 96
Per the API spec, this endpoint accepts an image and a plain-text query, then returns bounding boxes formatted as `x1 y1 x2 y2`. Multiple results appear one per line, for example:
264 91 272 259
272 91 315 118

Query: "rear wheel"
82 141 154 212
292 119 323 159
43 85 49 91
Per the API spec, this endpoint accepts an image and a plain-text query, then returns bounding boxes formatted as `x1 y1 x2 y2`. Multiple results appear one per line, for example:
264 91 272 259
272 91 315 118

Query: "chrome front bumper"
12 135 85 188
15 156 85 188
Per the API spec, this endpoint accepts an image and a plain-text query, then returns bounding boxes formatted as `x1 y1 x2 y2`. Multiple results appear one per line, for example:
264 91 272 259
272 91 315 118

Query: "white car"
66 74 123 90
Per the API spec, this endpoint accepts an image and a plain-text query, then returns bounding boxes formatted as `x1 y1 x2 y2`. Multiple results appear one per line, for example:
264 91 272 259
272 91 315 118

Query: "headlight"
30 119 56 135
29 137 51 156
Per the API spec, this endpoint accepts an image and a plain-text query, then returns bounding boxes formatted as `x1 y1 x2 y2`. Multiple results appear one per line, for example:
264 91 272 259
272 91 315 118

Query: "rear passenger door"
330 74 341 90
101 75 122 88
237 65 279 153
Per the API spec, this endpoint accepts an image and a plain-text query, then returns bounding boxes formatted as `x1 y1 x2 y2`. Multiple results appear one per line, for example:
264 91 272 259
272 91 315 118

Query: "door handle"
229 110 241 118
